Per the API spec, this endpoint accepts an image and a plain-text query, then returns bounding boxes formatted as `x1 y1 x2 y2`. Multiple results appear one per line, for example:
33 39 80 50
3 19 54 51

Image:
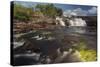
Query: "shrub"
14 4 33 21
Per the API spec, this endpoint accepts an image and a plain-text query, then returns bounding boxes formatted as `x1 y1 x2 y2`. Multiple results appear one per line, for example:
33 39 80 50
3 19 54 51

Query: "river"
13 26 97 65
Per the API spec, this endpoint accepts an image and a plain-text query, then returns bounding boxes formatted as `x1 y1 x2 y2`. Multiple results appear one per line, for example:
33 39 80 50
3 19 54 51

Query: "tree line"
14 3 63 21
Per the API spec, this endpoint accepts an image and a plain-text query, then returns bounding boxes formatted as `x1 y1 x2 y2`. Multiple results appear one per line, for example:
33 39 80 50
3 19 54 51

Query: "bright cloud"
88 7 97 14
63 8 88 17
63 7 97 17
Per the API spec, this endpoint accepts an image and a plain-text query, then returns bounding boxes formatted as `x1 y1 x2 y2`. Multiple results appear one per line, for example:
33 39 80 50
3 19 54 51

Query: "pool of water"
13 26 97 65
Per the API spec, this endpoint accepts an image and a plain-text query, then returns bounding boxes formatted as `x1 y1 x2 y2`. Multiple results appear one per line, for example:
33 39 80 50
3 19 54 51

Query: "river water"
13 26 97 65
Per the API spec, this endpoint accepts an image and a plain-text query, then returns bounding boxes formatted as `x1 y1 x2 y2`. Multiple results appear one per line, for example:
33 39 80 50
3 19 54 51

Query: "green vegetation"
14 4 33 21
71 39 97 61
36 4 62 18
80 49 97 61
14 3 63 21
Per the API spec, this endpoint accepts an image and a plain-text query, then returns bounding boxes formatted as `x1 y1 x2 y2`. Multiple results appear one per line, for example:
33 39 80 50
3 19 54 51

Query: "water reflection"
13 26 97 65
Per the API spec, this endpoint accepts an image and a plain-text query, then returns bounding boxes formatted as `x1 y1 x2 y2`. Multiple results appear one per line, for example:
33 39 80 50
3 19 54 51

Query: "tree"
56 8 63 16
35 4 63 18
14 4 33 21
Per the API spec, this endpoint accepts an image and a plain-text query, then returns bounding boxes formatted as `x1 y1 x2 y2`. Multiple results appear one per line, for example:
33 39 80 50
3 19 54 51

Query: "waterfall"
68 18 87 26
56 17 66 26
56 17 86 27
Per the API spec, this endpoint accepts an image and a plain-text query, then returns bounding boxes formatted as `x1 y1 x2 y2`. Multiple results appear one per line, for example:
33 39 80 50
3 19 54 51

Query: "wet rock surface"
13 26 97 66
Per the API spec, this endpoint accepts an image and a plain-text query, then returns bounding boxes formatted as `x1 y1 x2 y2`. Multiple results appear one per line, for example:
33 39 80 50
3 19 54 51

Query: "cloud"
88 7 97 14
63 8 88 17
73 8 88 16
63 7 97 17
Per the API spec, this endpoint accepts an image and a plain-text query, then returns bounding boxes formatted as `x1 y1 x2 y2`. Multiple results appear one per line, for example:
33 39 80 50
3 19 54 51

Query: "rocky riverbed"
12 26 97 66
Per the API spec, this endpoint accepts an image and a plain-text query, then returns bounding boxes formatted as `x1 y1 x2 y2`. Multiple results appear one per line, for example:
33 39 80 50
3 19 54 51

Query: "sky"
14 1 97 16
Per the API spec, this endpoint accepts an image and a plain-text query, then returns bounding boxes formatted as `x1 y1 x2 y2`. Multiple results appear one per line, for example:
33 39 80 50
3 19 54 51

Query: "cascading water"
56 17 87 34
68 18 87 27
56 17 87 27
56 17 66 26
